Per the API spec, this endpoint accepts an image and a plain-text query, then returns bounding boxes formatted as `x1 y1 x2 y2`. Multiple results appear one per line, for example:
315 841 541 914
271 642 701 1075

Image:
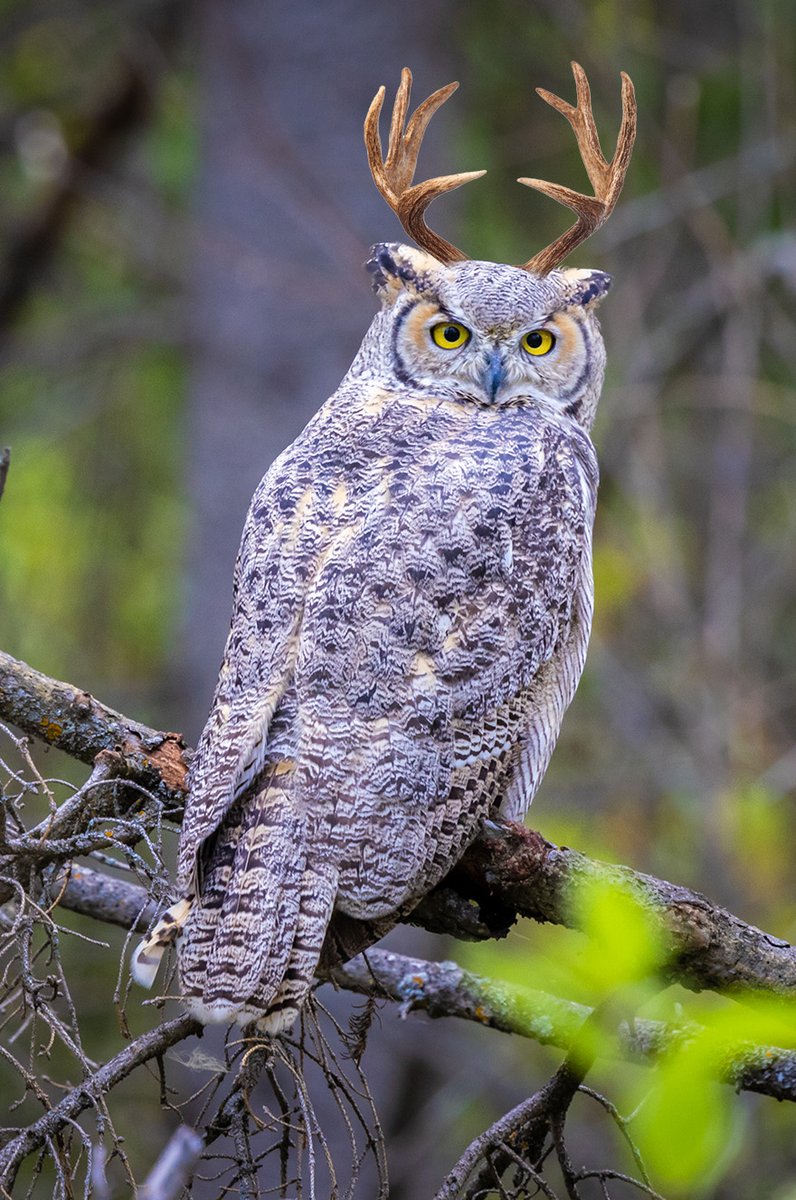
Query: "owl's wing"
439 421 598 823
176 449 317 890
289 408 598 885
179 398 597 903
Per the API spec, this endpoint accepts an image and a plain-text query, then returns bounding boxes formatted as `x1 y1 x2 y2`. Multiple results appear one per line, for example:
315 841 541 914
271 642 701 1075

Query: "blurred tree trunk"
180 4 467 1196
180 0 456 738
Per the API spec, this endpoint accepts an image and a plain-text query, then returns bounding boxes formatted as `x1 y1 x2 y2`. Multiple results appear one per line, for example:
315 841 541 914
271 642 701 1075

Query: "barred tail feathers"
249 856 340 1035
178 770 329 1028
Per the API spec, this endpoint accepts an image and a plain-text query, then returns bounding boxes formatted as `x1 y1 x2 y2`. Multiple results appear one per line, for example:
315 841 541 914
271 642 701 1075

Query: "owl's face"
363 243 611 431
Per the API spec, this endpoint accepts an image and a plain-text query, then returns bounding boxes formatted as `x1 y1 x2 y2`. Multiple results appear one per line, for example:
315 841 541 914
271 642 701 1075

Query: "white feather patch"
131 896 193 989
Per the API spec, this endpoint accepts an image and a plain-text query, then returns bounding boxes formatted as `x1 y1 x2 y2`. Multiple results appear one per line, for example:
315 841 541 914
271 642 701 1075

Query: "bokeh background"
1 0 796 1195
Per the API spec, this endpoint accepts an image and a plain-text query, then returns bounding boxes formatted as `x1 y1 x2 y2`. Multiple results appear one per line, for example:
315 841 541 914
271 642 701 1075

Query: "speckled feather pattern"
172 245 606 1031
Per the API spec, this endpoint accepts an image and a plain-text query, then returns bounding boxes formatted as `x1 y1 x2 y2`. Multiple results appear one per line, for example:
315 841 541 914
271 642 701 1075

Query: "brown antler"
364 67 485 264
520 62 637 275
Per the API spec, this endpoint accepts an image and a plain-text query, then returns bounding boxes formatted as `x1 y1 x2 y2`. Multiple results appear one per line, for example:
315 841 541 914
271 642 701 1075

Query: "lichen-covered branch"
3 649 796 1006
0 649 190 805
437 824 796 998
331 949 796 1103
38 866 796 1105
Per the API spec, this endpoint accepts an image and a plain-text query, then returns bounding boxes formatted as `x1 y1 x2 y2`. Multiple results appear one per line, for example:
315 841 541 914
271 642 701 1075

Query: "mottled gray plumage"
134 242 610 1033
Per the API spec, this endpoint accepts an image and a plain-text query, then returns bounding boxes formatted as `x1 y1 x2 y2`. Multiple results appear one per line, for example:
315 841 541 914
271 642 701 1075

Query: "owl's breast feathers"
179 381 598 891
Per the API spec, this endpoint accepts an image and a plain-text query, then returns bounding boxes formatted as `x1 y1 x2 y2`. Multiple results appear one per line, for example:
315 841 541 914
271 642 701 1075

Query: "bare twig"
0 448 9 504
0 1013 201 1189
435 1012 599 1200
139 1125 204 1200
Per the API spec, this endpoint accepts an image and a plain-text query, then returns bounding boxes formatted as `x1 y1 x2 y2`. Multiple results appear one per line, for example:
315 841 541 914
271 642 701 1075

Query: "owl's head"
358 63 636 432
365 242 609 431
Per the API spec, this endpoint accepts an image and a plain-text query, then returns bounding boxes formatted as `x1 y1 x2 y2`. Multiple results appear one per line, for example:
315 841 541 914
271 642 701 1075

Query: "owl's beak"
483 349 507 401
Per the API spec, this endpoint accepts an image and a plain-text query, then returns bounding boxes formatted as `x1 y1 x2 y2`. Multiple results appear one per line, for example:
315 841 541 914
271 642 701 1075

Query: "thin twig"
0 449 9 505
139 1125 204 1200
0 1013 201 1189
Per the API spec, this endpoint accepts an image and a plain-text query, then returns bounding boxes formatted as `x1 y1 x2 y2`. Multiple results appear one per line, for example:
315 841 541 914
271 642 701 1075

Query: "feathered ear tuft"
560 267 612 309
366 242 444 306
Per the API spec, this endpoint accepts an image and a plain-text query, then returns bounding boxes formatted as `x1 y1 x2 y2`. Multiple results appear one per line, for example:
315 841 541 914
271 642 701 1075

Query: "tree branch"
0 0 186 340
0 1013 201 1189
40 865 796 1106
3 650 796 1002
0 447 9 504
0 649 190 804
433 1004 604 1200
321 821 796 1004
435 823 796 998
51 862 160 933
331 950 796 1103
0 841 793 1190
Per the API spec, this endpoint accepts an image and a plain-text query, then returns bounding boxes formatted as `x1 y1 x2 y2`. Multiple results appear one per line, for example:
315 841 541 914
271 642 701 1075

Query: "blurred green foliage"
0 2 191 705
464 873 796 1196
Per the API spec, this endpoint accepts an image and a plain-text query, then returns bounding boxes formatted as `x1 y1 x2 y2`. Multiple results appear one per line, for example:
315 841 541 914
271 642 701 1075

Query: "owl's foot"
253 1005 300 1037
180 995 298 1036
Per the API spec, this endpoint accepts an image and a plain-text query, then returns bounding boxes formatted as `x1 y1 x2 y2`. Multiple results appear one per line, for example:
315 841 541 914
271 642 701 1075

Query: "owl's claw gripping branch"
520 61 637 275
364 66 486 265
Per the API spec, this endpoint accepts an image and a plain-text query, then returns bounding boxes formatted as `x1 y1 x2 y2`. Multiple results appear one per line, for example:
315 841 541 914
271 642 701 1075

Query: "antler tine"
364 67 486 265
386 67 413 176
520 62 637 275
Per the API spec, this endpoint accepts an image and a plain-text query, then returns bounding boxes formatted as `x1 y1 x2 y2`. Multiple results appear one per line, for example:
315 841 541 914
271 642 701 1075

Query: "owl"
134 63 636 1033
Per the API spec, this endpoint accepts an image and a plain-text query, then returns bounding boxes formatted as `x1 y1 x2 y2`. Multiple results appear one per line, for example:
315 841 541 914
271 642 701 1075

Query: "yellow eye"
521 328 556 356
431 321 471 350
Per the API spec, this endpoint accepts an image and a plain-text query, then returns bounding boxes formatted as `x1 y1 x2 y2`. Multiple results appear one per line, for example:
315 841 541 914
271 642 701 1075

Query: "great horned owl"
134 63 636 1033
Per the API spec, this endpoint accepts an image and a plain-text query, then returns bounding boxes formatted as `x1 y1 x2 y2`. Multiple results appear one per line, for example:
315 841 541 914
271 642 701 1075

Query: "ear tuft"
560 268 613 309
365 242 443 306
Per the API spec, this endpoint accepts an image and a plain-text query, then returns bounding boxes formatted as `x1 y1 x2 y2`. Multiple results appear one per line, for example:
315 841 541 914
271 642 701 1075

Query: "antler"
520 62 637 275
364 67 485 264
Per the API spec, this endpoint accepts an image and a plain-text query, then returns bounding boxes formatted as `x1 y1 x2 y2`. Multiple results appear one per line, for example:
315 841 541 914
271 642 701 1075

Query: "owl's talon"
482 817 511 839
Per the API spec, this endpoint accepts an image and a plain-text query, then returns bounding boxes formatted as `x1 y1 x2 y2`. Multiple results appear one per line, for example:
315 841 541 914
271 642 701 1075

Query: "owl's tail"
175 774 339 1033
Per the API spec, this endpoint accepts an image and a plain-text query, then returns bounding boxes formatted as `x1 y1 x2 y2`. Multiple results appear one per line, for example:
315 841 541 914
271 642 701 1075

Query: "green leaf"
633 1037 743 1192
571 873 668 997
